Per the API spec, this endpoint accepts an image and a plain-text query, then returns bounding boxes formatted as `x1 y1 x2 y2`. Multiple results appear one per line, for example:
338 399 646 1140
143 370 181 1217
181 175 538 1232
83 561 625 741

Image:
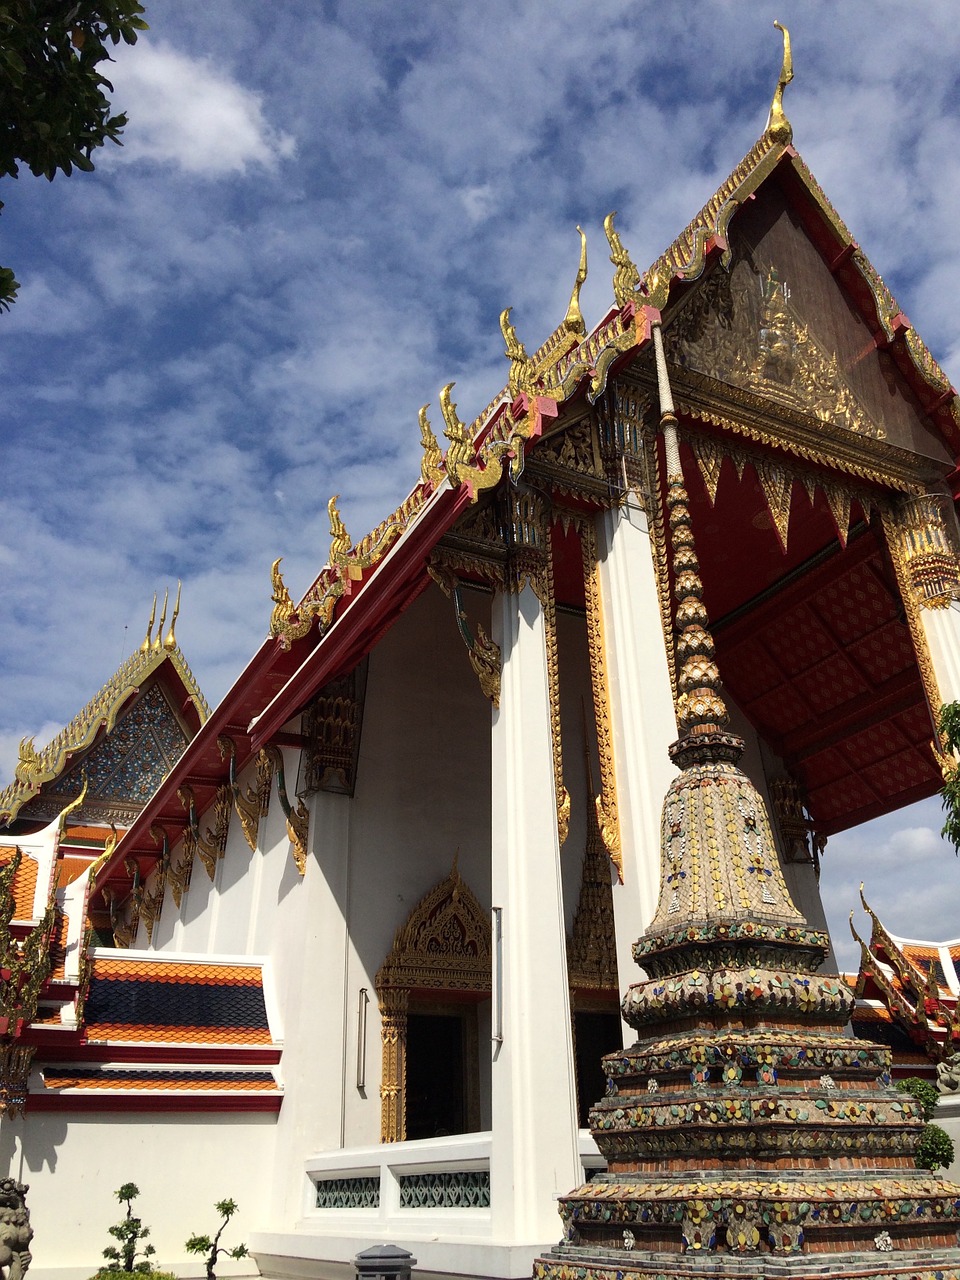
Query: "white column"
596 498 678 1007
919 606 960 706
489 580 581 1244
270 790 353 1225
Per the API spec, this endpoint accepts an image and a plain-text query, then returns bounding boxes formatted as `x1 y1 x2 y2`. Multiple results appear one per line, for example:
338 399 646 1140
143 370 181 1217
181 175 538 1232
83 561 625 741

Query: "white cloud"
107 39 296 175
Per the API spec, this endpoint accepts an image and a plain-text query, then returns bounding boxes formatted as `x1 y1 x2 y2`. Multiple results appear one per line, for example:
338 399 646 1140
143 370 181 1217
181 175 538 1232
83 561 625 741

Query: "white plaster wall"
3 1111 274 1280
337 583 492 1152
556 609 601 941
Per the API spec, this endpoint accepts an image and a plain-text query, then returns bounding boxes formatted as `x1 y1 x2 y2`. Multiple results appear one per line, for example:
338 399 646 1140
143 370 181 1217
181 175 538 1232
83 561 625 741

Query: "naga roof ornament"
418 404 444 487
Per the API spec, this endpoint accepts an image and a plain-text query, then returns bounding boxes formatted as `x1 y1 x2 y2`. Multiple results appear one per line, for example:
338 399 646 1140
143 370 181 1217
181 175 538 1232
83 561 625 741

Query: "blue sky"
1 1 959 971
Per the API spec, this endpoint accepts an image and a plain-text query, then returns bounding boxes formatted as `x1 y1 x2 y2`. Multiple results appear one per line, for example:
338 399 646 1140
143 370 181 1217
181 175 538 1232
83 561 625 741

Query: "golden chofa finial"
152 589 168 652
163 580 181 651
562 225 588 336
766 21 794 145
140 593 157 654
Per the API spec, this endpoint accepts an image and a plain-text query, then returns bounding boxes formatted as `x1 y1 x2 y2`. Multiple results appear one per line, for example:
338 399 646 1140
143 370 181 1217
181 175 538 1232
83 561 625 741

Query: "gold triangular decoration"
756 461 793 549
690 436 725 505
821 483 852 548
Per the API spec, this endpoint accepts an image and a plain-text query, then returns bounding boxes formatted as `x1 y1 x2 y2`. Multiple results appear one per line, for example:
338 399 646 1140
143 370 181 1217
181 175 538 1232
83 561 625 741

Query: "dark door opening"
406 1011 474 1140
574 1009 623 1127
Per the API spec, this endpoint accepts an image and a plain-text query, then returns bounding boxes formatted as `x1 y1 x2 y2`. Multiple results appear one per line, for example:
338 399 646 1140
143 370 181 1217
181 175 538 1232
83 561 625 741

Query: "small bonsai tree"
897 1077 956 1171
185 1200 249 1280
100 1183 156 1275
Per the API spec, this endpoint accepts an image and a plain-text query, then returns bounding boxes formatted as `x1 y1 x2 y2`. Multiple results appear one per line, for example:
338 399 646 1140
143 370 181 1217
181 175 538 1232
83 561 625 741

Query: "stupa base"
535 1243 960 1280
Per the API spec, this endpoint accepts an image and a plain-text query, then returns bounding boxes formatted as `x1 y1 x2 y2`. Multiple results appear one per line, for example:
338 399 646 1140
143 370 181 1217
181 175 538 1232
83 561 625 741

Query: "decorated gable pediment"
16 680 191 828
663 188 954 469
666 253 883 440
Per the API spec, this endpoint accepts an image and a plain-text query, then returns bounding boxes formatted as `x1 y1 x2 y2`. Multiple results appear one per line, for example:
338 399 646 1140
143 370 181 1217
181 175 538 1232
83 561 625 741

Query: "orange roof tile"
62 826 127 843
42 1068 277 1091
90 958 264 985
0 849 38 920
85 1023 273 1045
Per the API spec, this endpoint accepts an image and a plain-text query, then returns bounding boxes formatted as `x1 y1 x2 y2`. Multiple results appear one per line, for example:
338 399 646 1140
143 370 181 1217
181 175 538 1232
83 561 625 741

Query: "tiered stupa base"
536 333 960 1280
534 749 960 1280
537 1007 960 1280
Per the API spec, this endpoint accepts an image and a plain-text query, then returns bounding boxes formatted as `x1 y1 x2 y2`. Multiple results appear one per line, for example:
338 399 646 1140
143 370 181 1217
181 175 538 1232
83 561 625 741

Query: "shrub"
916 1122 956 1172
896 1076 941 1122
94 1272 178 1280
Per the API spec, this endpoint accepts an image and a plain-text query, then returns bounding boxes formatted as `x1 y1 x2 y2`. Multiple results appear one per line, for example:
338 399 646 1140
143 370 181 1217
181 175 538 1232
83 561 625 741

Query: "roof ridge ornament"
500 307 534 396
163 580 181 651
765 20 794 145
418 405 444 488
328 495 352 566
140 593 157 654
151 589 168 652
562 225 588 336
603 212 642 310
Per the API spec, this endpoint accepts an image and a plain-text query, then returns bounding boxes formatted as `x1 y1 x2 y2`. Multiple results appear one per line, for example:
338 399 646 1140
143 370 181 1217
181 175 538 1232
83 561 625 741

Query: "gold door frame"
374 860 491 1142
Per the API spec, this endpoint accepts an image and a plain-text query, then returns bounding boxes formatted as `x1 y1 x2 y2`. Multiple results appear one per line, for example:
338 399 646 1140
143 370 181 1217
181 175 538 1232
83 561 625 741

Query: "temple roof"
850 889 960 1064
0 606 209 829
91 56 960 903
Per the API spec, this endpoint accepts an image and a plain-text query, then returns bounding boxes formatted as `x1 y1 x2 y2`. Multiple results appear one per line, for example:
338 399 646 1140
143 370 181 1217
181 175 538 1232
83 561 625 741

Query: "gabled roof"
850 888 960 1063
0 606 209 829
94 52 960 899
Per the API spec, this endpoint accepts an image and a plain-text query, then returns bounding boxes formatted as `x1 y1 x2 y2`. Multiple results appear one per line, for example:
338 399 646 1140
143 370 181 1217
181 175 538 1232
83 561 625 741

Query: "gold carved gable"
665 248 884 441
375 860 491 996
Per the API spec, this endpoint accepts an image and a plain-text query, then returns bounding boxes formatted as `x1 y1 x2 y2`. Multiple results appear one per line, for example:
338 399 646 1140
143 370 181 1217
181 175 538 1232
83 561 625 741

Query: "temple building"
850 890 960 1071
5 28 960 1280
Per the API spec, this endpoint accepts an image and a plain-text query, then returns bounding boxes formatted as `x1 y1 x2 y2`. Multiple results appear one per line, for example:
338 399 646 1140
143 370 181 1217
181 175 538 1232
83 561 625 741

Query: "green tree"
938 702 960 854
0 0 148 309
185 1200 249 1280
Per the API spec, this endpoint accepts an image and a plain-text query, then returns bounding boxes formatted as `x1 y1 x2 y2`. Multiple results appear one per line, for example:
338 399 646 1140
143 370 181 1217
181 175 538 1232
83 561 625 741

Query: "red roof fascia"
249 480 477 750
27 1093 282 1114
32 1042 281 1066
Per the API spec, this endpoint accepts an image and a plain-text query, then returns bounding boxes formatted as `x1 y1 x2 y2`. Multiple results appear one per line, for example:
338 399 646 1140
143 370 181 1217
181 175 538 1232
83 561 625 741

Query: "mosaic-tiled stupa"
535 317 960 1280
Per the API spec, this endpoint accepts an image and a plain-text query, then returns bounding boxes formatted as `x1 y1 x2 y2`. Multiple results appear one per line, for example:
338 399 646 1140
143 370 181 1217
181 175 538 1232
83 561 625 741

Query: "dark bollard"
354 1243 416 1280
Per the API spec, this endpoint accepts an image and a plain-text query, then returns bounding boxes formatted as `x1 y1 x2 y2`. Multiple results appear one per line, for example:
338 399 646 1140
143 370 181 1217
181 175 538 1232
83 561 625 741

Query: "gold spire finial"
652 323 730 742
766 21 793 145
562 225 588 336
140 593 157 654
152 589 168 652
163 580 181 651
328 496 352 566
